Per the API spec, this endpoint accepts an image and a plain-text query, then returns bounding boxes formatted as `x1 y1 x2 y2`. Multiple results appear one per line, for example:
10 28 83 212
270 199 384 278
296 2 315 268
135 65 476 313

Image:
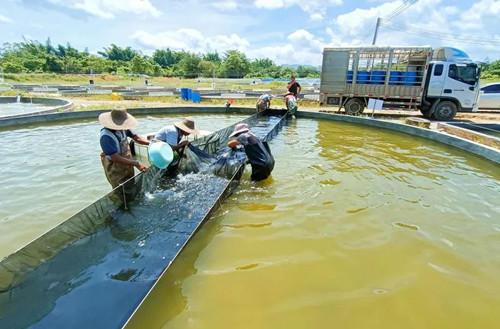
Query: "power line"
381 23 500 46
384 0 418 21
372 0 417 45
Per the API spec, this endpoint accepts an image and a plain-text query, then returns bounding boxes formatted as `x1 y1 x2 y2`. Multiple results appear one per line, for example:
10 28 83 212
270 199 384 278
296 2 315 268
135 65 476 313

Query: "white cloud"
327 0 500 61
457 0 500 31
211 1 239 11
0 14 12 23
335 1 402 37
254 0 343 21
287 29 323 51
132 29 250 53
47 0 161 19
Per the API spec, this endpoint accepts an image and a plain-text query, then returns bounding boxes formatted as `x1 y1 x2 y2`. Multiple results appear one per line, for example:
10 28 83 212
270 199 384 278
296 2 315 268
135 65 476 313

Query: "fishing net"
0 109 287 329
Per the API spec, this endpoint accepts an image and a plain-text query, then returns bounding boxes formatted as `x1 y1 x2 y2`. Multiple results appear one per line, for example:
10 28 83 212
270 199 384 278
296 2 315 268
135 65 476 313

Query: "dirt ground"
310 106 500 123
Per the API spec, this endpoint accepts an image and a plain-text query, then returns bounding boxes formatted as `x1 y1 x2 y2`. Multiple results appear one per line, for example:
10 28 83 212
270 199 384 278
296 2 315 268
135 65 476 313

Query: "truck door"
444 63 479 110
427 63 445 97
320 51 350 94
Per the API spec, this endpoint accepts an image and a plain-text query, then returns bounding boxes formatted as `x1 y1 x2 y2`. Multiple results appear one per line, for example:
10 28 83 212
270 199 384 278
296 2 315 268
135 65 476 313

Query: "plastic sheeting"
0 109 287 329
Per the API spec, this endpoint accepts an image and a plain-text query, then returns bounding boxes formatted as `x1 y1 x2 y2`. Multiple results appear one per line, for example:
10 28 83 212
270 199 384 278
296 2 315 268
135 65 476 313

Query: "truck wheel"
344 98 365 115
432 101 457 121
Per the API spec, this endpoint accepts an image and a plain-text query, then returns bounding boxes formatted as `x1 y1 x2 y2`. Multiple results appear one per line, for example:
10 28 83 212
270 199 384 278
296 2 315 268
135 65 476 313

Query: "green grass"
480 78 500 84
3 73 289 91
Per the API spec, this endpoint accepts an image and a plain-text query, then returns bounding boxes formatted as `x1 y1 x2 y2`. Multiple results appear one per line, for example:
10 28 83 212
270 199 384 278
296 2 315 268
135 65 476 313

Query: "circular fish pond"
125 118 500 329
1 113 500 328
0 96 72 118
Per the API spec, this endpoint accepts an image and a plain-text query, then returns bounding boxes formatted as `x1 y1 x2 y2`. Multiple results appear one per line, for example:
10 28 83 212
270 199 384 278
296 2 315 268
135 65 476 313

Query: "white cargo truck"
319 47 481 120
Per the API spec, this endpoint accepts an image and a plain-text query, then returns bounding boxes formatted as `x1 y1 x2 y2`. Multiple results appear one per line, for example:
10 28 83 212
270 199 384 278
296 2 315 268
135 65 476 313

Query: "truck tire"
344 98 365 115
432 101 457 121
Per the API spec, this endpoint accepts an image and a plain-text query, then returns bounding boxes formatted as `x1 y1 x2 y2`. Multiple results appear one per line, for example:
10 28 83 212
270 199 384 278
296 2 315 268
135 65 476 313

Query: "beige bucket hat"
174 117 197 134
229 123 250 138
98 109 137 130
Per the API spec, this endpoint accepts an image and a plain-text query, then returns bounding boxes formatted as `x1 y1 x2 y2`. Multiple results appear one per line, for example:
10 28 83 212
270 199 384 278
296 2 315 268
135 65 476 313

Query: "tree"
153 49 180 68
177 53 201 78
98 44 138 61
0 38 341 79
198 60 218 77
203 52 221 63
1 61 26 73
44 54 63 72
220 50 249 78
130 55 159 75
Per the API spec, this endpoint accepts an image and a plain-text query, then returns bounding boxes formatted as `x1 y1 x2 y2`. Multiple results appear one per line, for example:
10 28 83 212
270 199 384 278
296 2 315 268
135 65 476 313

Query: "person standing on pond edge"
228 123 275 181
287 75 301 97
99 109 150 189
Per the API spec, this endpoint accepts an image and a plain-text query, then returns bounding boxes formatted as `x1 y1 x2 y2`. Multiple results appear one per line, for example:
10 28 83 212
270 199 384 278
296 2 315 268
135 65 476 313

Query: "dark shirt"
288 81 301 96
100 128 135 156
235 132 275 180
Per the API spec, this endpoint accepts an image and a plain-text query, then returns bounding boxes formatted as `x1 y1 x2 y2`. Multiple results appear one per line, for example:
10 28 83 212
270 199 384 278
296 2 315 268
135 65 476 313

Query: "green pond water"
125 119 500 329
0 114 246 259
1 115 499 329
0 102 52 117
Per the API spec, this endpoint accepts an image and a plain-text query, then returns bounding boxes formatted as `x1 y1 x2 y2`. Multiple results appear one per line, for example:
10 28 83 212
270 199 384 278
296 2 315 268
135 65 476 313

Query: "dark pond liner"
0 109 288 329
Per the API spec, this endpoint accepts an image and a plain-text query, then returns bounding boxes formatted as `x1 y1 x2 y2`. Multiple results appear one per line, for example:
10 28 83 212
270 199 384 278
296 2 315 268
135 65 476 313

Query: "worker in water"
227 123 275 181
99 109 150 189
155 117 197 156
286 74 301 98
256 94 272 112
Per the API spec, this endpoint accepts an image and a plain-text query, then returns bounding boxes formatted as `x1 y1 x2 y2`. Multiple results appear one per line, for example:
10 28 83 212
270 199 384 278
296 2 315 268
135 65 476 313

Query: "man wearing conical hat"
154 117 197 153
98 109 150 189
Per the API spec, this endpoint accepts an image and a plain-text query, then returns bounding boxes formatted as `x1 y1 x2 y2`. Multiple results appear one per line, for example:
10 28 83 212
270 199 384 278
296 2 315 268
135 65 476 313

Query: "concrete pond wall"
0 106 498 164
0 96 73 119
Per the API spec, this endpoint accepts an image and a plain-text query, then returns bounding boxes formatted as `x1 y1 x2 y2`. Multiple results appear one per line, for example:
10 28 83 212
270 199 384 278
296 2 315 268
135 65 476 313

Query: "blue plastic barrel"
402 72 417 85
389 71 401 85
346 70 353 84
371 70 386 84
357 71 370 84
180 88 189 100
186 88 193 101
191 92 201 103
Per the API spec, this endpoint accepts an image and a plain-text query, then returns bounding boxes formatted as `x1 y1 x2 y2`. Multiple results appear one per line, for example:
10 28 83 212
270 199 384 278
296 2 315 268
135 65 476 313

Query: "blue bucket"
346 70 353 84
148 141 174 169
402 72 417 86
389 71 402 85
371 70 386 84
357 71 370 84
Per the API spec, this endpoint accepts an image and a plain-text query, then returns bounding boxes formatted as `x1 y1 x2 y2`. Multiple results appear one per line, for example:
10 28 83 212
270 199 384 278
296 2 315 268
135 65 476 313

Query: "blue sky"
1 0 499 65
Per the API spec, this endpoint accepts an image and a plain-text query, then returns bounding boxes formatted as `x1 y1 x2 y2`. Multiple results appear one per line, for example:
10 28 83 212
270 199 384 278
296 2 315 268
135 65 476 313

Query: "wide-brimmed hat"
174 117 197 134
99 109 137 130
229 123 250 138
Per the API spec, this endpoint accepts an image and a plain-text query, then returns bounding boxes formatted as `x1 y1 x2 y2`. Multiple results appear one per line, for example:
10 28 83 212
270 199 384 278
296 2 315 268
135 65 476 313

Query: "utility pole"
372 17 382 45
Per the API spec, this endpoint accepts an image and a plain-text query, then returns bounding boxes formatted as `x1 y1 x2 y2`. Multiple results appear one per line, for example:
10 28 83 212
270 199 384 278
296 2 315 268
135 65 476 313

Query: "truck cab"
422 47 481 120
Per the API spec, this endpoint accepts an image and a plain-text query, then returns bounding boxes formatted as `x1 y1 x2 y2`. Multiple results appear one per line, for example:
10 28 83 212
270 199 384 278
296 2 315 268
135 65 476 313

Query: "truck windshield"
448 64 478 86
